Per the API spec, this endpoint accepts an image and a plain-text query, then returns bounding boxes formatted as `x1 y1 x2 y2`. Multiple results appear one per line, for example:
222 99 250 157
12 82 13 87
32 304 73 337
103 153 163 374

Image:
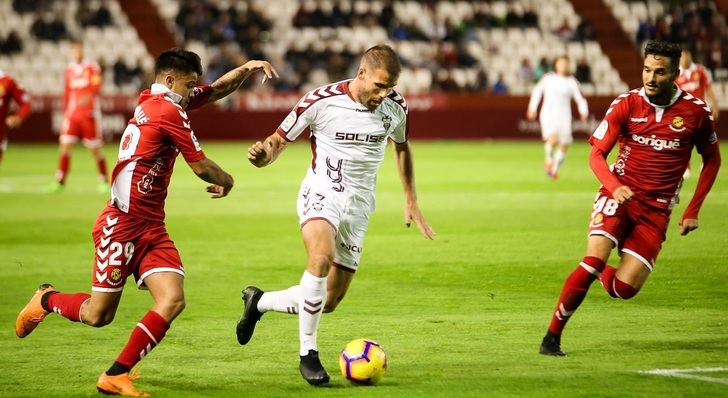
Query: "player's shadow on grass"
617 337 728 352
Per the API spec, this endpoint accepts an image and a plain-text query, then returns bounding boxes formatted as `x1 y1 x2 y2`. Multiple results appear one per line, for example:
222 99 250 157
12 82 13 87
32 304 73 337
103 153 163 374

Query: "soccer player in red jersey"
16 48 277 396
539 40 721 356
0 69 31 166
49 39 108 193
676 47 718 178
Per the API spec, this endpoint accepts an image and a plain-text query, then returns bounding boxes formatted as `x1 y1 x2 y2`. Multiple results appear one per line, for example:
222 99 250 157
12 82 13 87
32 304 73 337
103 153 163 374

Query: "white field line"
639 367 728 385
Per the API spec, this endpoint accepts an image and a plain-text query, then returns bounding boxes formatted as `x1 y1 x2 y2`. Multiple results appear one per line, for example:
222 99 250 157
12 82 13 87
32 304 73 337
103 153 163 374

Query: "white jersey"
528 72 588 124
277 80 408 193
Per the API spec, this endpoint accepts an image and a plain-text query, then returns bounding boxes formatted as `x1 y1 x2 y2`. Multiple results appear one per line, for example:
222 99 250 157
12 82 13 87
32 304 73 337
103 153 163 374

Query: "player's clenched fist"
247 141 270 167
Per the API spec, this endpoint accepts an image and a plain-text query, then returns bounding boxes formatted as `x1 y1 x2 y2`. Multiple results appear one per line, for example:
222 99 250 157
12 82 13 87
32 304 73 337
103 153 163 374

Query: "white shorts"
296 174 374 272
540 116 573 144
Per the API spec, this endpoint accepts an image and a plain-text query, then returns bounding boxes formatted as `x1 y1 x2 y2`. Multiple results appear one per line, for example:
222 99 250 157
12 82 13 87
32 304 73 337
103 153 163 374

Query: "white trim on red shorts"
137 267 186 288
621 247 654 272
91 286 123 293
589 230 618 246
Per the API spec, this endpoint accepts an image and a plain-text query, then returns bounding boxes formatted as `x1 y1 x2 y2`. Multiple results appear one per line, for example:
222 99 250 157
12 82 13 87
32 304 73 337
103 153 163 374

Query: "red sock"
56 153 70 184
46 292 91 322
600 266 639 299
548 256 605 335
115 311 170 369
96 157 108 182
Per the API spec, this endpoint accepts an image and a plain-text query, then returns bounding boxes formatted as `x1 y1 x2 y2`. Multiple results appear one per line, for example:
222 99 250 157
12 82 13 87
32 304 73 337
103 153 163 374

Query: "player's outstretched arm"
188 157 234 198
679 144 721 235
207 60 279 104
393 141 435 240
248 133 288 168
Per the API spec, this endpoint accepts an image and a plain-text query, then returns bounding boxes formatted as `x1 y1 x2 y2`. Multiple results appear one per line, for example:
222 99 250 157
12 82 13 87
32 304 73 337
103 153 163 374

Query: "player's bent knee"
156 297 186 320
613 278 639 299
83 312 115 327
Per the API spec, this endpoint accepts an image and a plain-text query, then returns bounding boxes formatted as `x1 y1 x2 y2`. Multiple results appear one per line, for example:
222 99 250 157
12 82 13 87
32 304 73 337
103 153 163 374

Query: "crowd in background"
634 0 728 74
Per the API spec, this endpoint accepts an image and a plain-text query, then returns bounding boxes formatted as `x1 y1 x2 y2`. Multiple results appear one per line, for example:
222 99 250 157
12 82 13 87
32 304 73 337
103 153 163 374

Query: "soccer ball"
338 338 387 385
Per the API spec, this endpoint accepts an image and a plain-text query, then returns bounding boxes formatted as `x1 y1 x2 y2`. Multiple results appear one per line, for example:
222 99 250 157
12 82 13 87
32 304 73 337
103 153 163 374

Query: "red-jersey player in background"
16 48 277 396
539 40 721 356
49 39 107 193
676 47 718 178
0 69 31 166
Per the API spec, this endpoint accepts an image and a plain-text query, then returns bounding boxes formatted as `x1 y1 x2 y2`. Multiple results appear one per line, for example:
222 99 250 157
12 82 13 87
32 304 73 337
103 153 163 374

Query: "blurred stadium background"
3 0 728 142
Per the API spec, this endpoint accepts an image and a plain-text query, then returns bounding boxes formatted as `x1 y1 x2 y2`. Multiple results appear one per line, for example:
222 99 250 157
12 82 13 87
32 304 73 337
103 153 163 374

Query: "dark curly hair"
644 40 682 72
154 48 203 76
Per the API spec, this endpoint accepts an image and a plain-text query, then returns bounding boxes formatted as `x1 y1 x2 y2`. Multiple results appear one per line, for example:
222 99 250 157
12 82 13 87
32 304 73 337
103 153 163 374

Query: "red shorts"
61 112 101 147
587 187 670 271
91 207 184 293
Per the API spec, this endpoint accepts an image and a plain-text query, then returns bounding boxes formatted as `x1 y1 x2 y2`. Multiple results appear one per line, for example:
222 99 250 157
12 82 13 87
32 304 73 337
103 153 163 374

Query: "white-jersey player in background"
527 56 589 180
236 44 435 385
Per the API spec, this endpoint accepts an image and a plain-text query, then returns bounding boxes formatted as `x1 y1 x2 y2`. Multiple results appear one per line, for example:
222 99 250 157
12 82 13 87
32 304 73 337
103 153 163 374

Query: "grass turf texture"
0 141 726 397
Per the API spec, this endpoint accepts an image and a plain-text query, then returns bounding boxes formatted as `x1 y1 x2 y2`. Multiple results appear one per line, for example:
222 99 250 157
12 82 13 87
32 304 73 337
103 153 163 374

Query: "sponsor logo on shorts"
340 242 362 253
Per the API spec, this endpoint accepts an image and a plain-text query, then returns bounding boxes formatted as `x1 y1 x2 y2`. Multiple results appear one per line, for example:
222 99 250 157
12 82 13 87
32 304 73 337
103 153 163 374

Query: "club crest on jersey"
669 116 686 132
110 268 121 282
382 115 392 133
0 85 5 96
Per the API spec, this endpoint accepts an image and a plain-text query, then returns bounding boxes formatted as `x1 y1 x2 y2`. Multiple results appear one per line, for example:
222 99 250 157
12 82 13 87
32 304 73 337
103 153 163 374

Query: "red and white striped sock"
45 292 91 322
548 256 605 335
600 266 639 299
115 311 169 369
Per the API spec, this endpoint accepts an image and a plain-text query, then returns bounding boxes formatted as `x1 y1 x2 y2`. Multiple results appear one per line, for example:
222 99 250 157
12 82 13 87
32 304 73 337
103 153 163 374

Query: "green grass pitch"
0 140 726 397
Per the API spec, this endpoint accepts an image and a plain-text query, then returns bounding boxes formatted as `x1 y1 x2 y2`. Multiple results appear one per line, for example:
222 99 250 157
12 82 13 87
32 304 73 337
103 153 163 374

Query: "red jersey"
64 60 101 117
109 84 212 221
675 63 711 100
0 71 31 134
589 88 718 209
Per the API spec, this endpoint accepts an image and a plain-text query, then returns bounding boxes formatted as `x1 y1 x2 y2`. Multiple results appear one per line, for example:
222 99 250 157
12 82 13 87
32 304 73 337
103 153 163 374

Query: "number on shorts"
593 195 619 217
108 241 135 266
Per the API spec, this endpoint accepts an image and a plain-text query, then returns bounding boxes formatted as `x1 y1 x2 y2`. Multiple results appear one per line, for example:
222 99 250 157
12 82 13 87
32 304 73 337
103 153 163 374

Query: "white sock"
553 150 566 173
298 271 327 356
257 286 301 314
544 142 554 164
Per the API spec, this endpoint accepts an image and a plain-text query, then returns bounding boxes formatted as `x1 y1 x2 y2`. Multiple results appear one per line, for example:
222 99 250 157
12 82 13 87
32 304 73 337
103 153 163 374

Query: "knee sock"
298 271 326 355
544 142 554 165
112 311 169 374
600 265 639 299
43 292 91 322
96 156 108 183
548 256 605 335
258 285 301 314
56 153 70 184
553 149 566 174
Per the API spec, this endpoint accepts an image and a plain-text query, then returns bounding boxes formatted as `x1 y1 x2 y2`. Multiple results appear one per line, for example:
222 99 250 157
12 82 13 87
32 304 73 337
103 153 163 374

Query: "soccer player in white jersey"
527 56 589 179
236 44 435 385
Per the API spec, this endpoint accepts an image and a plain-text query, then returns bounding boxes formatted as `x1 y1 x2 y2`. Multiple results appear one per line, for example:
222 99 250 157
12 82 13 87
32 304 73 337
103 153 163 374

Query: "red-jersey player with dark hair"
49 39 107 193
539 40 721 356
16 48 277 396
0 69 31 166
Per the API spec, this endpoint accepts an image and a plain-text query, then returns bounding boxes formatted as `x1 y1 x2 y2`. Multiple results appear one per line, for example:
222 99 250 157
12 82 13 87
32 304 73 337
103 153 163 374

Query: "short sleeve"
276 94 318 142
160 101 206 163
387 91 408 143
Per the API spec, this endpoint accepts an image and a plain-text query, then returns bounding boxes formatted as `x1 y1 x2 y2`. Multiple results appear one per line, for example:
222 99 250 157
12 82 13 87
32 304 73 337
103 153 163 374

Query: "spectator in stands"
573 20 595 41
518 59 534 83
0 31 23 55
575 58 592 83
112 58 143 89
533 57 551 82
556 19 574 41
31 11 68 42
492 74 508 95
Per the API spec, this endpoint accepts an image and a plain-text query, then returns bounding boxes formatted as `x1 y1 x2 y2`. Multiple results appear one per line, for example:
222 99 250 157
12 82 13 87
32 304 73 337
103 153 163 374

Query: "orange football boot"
16 283 57 338
96 370 150 397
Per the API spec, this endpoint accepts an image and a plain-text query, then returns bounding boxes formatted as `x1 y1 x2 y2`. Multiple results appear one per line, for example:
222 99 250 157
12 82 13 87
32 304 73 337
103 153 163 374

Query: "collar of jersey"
638 85 682 108
150 83 183 104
